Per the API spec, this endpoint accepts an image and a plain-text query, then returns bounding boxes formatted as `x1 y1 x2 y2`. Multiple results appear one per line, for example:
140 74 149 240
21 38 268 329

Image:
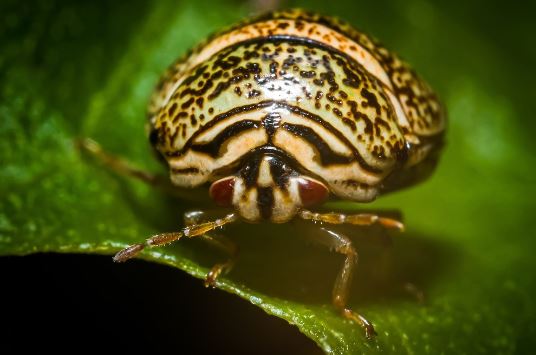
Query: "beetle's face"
209 152 328 223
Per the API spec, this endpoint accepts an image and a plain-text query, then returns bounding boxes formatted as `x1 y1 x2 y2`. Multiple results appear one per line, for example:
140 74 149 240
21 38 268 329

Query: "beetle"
82 9 445 338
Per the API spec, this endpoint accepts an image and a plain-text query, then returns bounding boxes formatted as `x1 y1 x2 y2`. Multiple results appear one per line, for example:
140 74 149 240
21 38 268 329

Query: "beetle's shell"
149 9 445 202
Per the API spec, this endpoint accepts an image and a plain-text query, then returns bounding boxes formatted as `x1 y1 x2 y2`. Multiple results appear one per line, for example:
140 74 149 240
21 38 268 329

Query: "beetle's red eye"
297 177 329 207
209 177 236 207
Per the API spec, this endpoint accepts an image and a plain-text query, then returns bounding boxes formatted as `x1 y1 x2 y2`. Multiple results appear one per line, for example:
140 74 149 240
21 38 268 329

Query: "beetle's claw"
377 217 405 231
341 308 377 339
113 243 144 263
204 264 224 288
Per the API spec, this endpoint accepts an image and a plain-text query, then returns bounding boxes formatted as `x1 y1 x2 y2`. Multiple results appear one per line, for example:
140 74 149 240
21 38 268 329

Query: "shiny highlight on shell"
148 9 445 222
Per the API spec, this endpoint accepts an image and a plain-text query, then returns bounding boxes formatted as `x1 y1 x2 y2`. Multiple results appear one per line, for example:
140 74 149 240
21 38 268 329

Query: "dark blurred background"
1 253 321 354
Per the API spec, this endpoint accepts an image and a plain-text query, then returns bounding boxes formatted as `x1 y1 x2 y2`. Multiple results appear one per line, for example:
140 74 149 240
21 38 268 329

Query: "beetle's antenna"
113 213 238 262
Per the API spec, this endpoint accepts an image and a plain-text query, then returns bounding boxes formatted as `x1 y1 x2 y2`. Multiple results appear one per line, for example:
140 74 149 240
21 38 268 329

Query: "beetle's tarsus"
113 243 145 263
341 308 377 339
146 231 184 247
378 217 405 231
204 264 225 288
203 258 237 287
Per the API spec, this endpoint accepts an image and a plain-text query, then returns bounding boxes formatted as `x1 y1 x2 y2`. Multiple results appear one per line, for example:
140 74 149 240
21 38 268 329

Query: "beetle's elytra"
95 9 445 338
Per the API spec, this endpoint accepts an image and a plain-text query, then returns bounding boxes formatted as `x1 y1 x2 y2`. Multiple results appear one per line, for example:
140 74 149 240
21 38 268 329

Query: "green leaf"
1 0 535 354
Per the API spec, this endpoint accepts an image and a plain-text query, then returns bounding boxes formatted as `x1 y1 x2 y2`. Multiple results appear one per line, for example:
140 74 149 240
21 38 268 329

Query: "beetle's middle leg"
300 210 424 302
299 210 405 231
302 225 376 339
184 210 239 288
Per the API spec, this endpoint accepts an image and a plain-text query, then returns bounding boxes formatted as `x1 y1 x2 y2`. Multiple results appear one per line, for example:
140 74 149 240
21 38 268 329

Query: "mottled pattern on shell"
148 9 445 200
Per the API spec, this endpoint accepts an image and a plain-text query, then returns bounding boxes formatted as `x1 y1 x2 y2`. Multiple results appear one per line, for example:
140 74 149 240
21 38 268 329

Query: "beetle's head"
209 148 328 223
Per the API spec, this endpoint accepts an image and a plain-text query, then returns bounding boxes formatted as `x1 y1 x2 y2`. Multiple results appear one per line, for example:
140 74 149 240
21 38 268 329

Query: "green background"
1 0 535 353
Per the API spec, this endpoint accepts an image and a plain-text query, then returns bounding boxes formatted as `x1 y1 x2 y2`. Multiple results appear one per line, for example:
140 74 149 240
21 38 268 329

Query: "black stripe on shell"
190 119 261 157
168 100 382 174
282 122 353 165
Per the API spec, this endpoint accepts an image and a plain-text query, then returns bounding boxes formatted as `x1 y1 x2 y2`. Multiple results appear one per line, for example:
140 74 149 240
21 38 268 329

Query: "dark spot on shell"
244 50 260 60
172 111 188 124
247 89 261 98
208 81 231 100
326 93 342 106
343 117 357 131
167 103 177 116
246 62 261 74
375 116 391 131
181 97 194 109
300 70 316 78
313 78 324 86
214 55 241 70
361 88 381 115
277 22 290 30
211 70 223 80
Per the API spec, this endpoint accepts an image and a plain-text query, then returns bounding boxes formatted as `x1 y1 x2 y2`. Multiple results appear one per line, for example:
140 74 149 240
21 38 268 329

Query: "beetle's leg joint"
183 210 240 287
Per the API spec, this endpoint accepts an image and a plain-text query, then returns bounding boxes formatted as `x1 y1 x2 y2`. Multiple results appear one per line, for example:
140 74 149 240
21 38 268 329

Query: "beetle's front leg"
302 225 376 339
113 213 238 262
77 138 167 186
299 209 405 231
76 138 205 201
184 211 239 287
